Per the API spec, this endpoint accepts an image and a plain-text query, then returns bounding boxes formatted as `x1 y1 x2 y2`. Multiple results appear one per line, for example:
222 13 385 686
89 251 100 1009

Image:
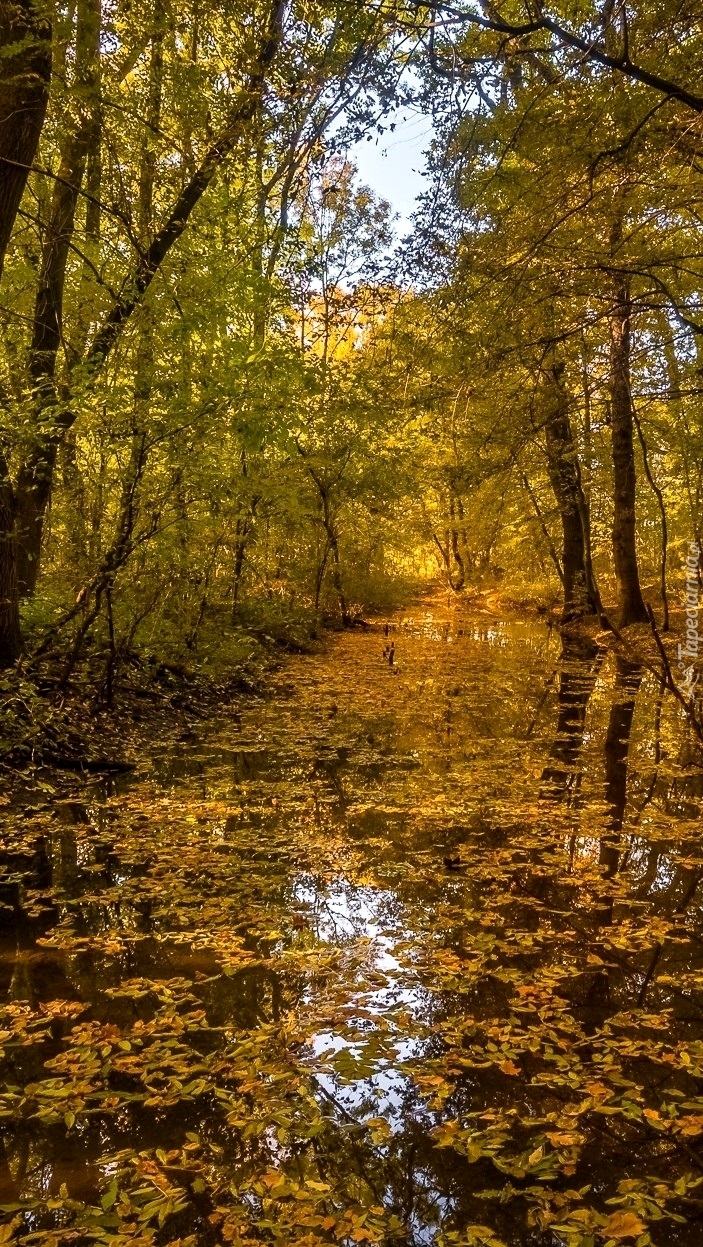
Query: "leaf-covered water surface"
1 605 703 1247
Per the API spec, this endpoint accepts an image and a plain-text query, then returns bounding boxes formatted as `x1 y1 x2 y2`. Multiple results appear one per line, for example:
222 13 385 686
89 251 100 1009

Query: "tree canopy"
0 0 701 679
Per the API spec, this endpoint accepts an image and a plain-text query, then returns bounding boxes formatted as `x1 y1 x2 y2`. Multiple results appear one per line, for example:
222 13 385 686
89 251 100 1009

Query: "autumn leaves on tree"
1 0 703 677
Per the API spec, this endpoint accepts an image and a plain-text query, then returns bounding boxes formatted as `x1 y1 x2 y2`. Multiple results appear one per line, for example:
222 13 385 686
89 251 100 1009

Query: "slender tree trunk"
103 585 116 707
432 532 452 583
183 539 223 655
230 443 259 623
313 537 331 626
59 432 148 685
0 0 52 282
0 451 21 666
661 316 702 580
540 358 600 622
609 241 647 626
308 477 348 623
632 407 669 630
15 0 101 596
297 443 350 625
448 494 465 590
0 0 52 659
327 521 349 624
60 431 88 581
454 493 473 572
14 444 57 595
316 481 348 623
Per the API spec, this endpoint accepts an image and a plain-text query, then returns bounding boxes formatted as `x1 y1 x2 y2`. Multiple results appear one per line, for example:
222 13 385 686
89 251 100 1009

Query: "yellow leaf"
601 1210 647 1239
260 1170 283 1188
499 1060 520 1076
585 1081 611 1098
677 1115 703 1136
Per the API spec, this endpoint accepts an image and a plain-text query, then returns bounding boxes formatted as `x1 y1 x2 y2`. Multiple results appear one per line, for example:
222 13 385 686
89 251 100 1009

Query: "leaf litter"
1 604 703 1245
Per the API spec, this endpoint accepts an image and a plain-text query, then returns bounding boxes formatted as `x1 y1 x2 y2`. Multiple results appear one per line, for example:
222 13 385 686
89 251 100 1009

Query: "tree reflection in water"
1 607 702 1245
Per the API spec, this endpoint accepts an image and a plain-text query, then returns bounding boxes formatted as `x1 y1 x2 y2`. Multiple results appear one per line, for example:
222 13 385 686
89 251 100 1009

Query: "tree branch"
416 1 703 112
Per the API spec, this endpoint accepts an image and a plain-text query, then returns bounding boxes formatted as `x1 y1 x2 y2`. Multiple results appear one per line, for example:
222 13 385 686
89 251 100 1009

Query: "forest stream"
2 601 703 1247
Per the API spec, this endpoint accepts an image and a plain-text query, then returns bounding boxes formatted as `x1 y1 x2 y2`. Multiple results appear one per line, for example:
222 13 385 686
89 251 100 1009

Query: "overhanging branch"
414 1 703 112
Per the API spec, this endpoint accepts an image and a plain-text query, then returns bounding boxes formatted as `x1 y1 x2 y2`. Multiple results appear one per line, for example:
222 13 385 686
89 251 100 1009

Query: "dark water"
1 604 703 1246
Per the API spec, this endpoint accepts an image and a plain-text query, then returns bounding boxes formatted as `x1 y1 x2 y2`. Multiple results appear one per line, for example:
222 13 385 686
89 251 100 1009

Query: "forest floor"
1 594 703 1246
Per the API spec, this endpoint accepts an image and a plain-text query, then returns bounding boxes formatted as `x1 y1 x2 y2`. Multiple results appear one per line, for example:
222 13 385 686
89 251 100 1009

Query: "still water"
1 604 702 1246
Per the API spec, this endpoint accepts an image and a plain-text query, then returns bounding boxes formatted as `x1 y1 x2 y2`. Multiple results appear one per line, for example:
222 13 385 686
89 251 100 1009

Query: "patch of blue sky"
350 106 434 235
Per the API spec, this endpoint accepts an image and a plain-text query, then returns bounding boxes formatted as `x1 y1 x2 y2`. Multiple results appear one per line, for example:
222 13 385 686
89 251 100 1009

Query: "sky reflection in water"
1 605 702 1245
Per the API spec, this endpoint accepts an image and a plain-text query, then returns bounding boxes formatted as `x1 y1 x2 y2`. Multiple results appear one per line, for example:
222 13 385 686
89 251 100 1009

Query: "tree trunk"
59 432 148 685
328 525 348 624
609 256 648 626
448 494 465 590
0 452 21 666
15 0 101 596
315 482 348 624
314 479 348 623
662 315 702 583
0 0 51 282
632 407 669 629
541 358 600 623
0 0 51 656
313 538 331 626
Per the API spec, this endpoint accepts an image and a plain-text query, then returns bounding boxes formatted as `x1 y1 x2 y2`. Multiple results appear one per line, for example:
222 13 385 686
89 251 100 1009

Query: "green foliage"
2 4 703 1243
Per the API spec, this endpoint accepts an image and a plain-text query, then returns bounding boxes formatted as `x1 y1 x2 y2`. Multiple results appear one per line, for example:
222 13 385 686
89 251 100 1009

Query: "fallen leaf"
601 1210 647 1240
499 1060 520 1076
